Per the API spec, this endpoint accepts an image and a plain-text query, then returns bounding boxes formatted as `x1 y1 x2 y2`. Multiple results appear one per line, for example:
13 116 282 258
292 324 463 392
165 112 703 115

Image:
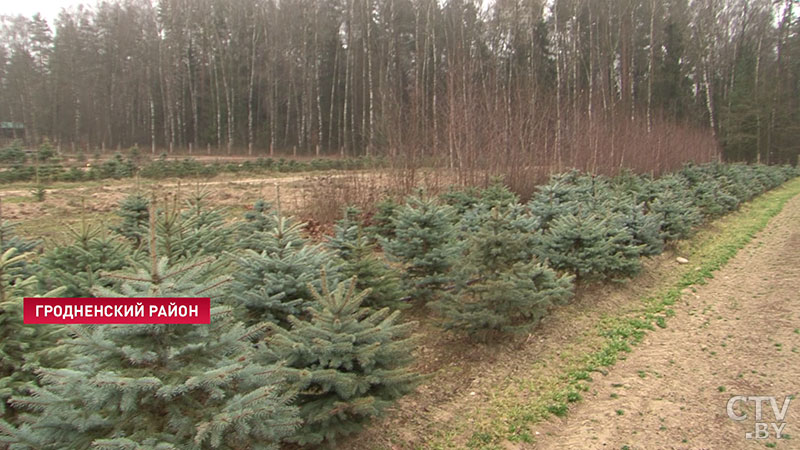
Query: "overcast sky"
1 0 80 22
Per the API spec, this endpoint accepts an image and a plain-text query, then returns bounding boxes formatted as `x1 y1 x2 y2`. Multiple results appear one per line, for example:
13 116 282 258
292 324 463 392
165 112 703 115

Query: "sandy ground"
530 193 800 449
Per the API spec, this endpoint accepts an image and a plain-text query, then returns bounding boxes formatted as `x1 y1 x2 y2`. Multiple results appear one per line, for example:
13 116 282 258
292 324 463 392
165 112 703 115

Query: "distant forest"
0 0 798 168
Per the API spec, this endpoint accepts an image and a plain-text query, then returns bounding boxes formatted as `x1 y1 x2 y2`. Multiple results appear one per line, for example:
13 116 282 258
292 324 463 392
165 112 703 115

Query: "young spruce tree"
113 192 149 248
432 209 574 339
237 199 277 252
261 274 419 445
0 248 64 424
148 190 234 263
0 208 299 450
231 211 338 326
646 175 703 241
38 218 131 297
535 209 644 281
380 195 461 302
326 207 404 309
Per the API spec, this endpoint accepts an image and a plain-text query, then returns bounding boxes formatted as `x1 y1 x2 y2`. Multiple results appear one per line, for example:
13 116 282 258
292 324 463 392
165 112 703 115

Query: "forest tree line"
0 0 798 169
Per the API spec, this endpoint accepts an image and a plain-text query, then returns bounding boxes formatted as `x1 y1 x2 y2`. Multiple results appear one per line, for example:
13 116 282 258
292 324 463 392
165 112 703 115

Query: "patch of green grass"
569 370 593 382
547 402 568 417
717 386 726 392
0 195 29 204
566 390 582 403
616 409 625 416
16 210 116 244
467 431 494 448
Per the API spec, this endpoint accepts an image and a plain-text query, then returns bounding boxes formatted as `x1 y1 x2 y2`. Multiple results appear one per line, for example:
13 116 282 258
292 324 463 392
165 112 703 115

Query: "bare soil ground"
0 168 456 242
0 172 356 241
529 193 800 449
0 174 319 217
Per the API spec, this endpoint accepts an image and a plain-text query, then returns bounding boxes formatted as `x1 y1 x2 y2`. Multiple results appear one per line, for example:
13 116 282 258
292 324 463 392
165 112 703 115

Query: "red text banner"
23 298 211 324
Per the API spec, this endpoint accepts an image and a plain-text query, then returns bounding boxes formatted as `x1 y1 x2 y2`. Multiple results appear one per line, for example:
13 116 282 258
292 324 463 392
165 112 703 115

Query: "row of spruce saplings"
0 162 798 449
0 140 384 184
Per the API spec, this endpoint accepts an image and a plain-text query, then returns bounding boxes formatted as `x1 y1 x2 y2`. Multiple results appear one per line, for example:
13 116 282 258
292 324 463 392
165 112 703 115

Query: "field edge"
422 175 800 449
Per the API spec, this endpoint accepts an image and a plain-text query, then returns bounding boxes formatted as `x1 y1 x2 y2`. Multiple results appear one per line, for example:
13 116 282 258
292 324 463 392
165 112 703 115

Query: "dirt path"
529 193 800 449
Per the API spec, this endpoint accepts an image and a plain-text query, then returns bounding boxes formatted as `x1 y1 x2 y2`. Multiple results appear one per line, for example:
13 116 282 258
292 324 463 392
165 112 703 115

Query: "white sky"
0 0 80 22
